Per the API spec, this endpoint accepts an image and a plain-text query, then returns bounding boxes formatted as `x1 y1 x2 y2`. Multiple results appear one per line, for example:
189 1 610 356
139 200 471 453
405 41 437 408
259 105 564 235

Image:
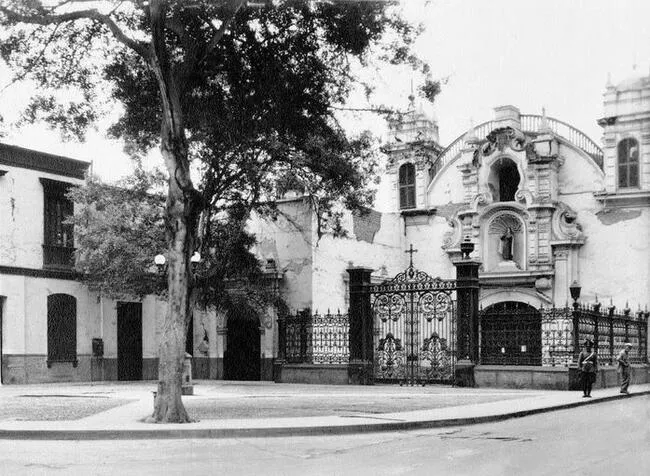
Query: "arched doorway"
480 301 541 365
224 310 261 381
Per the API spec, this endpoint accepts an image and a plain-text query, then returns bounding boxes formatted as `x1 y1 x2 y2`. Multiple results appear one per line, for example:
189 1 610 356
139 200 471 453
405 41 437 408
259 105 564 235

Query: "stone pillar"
347 267 374 385
453 241 481 387
273 313 286 382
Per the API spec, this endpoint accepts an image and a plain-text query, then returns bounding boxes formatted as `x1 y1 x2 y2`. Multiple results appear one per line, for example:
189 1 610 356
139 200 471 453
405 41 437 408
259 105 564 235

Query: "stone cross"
405 244 418 267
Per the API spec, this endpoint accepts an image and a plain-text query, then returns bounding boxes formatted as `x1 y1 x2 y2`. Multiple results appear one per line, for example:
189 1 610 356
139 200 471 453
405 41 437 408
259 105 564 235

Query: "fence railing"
573 303 648 365
481 303 648 368
278 310 350 365
541 306 574 367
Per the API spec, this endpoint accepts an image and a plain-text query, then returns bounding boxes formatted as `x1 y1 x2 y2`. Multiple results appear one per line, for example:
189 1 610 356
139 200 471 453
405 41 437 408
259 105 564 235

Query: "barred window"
399 163 416 209
47 294 77 365
618 138 639 188
40 178 75 268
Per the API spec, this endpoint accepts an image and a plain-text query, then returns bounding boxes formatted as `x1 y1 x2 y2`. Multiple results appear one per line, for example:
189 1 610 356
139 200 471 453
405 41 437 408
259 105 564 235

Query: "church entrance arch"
224 308 261 381
480 301 541 366
370 258 457 385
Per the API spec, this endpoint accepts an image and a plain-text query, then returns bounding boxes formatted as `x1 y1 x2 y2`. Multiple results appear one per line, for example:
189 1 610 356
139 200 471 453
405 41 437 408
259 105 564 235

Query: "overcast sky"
1 0 649 182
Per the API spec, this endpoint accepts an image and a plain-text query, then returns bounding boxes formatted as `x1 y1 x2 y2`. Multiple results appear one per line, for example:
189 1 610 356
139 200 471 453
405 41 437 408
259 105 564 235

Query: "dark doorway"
117 302 143 381
0 297 4 384
498 159 520 202
480 301 542 366
186 312 193 356
224 312 260 381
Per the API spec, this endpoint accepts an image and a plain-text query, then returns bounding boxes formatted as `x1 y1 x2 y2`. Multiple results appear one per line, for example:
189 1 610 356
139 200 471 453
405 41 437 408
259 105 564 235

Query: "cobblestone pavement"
0 380 544 421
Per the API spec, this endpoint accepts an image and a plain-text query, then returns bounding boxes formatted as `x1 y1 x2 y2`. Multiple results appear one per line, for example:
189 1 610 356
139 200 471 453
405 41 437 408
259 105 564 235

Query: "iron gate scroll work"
370 263 457 385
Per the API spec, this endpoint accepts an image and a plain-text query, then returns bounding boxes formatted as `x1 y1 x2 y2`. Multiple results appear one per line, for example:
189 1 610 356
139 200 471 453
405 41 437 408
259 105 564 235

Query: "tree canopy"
0 0 436 422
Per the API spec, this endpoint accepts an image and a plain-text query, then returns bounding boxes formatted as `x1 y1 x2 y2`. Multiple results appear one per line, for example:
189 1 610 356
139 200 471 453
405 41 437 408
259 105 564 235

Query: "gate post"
453 239 481 387
347 267 374 385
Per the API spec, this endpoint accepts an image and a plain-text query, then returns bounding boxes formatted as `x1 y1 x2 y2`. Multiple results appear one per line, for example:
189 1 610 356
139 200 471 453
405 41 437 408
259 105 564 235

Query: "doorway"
224 311 261 381
0 297 4 384
117 302 143 381
480 301 542 366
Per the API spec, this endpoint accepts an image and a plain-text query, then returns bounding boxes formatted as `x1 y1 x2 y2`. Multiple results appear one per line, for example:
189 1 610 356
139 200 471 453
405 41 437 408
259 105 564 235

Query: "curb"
0 391 647 441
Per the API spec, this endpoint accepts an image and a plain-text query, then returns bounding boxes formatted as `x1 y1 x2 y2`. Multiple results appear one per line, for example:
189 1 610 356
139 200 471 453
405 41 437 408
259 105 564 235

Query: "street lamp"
154 254 166 274
460 237 474 260
569 280 581 308
569 279 582 362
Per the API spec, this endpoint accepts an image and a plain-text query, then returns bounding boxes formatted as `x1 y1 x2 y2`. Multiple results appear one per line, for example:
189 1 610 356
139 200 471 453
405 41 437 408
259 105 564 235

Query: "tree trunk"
148 0 197 423
151 168 193 423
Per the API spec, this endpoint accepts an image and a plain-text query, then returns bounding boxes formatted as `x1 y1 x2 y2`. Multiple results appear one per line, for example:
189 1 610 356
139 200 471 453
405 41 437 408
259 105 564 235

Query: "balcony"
43 244 75 269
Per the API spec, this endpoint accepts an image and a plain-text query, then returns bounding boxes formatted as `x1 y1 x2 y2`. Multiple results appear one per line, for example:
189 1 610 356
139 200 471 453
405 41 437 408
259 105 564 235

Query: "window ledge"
400 208 436 217
46 359 78 368
594 190 650 208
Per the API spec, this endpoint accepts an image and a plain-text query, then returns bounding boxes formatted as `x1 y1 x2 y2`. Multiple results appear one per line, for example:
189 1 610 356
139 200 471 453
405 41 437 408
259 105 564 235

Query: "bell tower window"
617 138 639 188
488 158 520 202
399 163 416 209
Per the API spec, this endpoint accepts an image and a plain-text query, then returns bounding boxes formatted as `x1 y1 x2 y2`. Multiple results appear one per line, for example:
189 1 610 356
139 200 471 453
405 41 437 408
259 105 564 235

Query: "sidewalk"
0 381 647 440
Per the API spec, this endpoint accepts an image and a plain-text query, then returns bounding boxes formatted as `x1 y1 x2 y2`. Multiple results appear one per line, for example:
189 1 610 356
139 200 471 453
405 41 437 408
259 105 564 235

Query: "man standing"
617 342 633 394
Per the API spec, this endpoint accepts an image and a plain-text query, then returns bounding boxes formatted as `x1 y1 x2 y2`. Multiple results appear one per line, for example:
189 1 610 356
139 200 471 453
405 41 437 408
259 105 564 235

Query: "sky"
1 0 649 182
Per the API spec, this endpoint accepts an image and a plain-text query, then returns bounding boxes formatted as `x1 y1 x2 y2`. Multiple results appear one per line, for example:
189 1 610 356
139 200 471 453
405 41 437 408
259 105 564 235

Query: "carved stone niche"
485 212 526 272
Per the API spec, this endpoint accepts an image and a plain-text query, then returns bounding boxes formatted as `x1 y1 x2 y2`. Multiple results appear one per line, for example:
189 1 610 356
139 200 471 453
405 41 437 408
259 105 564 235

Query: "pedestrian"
617 342 633 394
578 339 597 397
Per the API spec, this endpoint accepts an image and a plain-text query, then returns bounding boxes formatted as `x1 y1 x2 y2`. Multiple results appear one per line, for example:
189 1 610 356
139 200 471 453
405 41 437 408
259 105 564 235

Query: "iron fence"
541 306 574 367
480 303 648 367
279 310 349 365
573 303 648 365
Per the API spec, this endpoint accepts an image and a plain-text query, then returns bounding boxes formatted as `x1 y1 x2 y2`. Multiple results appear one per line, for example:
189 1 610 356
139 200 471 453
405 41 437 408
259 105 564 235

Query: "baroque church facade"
1 72 648 387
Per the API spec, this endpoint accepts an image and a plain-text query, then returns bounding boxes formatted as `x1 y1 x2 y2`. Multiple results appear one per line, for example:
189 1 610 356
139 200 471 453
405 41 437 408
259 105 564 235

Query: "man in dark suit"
617 342 633 394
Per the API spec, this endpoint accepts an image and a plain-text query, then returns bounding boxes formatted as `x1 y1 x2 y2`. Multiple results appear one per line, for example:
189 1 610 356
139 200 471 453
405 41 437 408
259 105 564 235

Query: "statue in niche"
499 227 514 261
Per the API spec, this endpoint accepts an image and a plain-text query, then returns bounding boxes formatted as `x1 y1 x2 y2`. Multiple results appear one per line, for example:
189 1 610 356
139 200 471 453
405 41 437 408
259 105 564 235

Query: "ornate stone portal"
442 107 585 305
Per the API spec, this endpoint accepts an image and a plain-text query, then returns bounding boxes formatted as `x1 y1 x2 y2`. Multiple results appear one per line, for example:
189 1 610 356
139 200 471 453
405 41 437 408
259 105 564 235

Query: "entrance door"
224 313 260 381
0 297 4 384
117 302 143 381
480 301 542 365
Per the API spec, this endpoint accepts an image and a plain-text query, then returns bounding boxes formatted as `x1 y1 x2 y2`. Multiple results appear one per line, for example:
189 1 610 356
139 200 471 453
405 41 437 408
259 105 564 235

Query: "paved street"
0 396 647 475
0 381 544 421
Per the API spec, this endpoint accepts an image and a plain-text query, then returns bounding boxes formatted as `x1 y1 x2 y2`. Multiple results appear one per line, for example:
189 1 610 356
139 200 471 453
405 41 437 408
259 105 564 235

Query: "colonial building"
261 72 649 388
1 71 648 388
0 144 169 384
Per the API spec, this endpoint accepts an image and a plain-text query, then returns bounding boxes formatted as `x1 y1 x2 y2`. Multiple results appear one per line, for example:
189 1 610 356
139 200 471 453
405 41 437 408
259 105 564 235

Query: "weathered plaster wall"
250 198 314 312
311 212 403 312
0 165 82 269
404 214 456 280
558 146 649 306
427 162 464 207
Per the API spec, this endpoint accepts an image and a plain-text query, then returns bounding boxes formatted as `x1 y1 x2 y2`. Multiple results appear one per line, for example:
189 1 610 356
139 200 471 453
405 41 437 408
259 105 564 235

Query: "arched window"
618 138 639 188
488 158 520 202
47 294 77 366
398 163 416 209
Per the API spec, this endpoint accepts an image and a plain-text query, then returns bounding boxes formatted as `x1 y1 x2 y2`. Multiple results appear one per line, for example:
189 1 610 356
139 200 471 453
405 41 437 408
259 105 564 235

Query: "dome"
614 72 650 91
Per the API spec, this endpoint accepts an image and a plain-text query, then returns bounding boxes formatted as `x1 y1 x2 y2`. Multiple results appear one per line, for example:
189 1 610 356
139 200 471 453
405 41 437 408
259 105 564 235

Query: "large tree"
0 0 435 422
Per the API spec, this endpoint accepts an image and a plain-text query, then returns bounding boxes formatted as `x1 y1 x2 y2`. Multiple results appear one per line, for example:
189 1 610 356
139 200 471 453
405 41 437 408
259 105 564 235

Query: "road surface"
0 396 647 475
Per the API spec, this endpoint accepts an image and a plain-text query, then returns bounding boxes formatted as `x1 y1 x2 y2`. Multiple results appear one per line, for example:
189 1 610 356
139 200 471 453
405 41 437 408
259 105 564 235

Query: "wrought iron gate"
370 263 457 385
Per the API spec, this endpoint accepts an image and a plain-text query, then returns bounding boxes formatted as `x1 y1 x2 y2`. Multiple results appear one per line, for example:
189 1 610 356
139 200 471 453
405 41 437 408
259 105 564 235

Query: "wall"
558 145 649 306
0 274 98 383
0 165 83 269
250 198 314 312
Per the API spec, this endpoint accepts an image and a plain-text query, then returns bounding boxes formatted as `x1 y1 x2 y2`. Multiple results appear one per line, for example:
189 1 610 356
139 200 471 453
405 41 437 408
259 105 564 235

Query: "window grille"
398 163 416 209
40 178 75 268
618 138 639 188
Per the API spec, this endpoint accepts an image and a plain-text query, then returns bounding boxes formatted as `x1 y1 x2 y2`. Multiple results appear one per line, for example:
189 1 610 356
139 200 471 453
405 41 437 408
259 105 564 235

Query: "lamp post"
569 280 581 308
569 280 581 362
154 254 166 274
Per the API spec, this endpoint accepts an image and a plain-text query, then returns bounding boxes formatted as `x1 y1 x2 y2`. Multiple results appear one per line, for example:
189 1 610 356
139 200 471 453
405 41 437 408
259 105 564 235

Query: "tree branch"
0 5 150 60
